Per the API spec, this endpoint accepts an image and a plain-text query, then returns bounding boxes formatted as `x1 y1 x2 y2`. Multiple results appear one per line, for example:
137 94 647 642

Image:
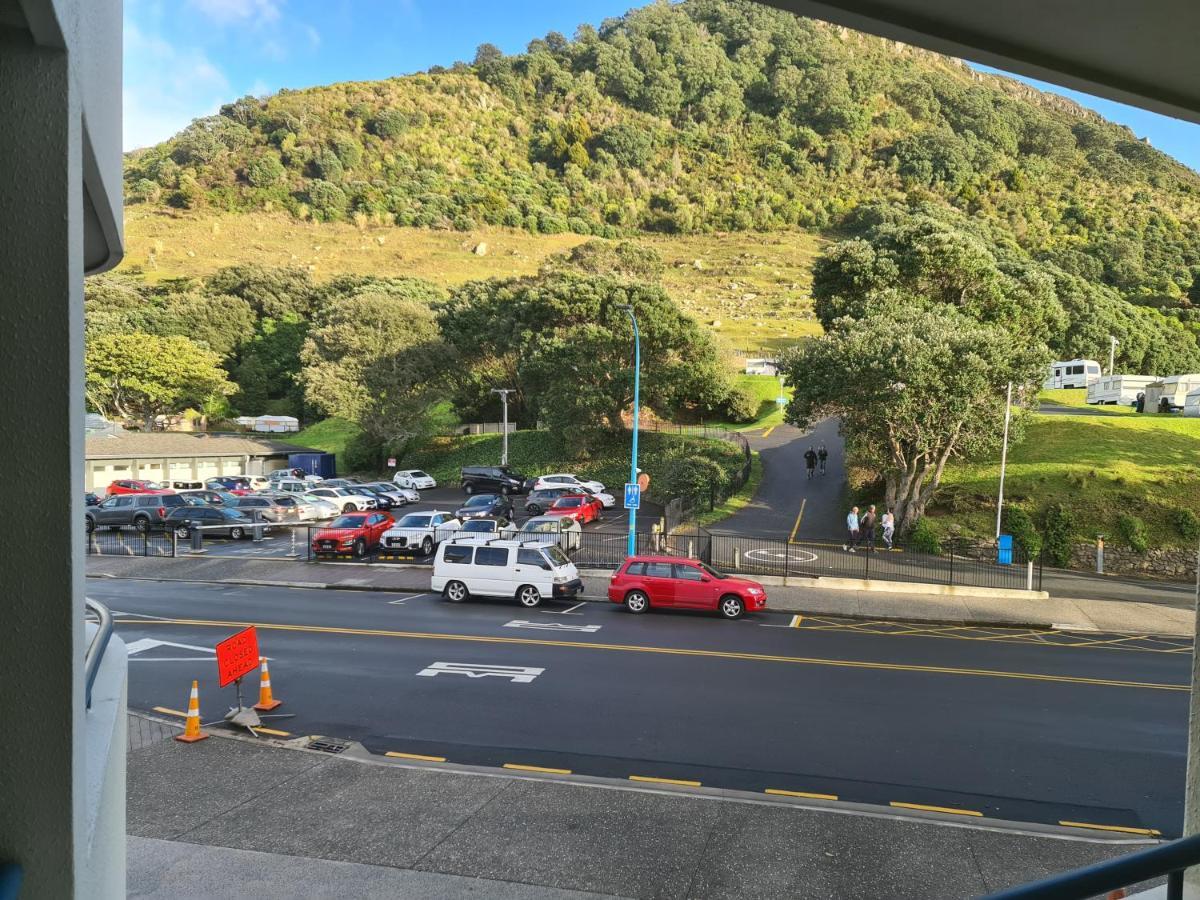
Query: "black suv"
460 465 530 496
86 493 189 533
524 487 576 516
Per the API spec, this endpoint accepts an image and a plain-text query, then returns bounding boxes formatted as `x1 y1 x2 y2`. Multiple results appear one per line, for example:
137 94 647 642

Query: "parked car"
271 478 311 495
169 480 204 491
543 494 603 525
379 511 462 556
524 487 576 516
459 518 510 535
363 482 418 505
433 538 583 607
393 469 437 490
460 465 530 496
355 485 398 510
205 477 252 495
269 467 322 482
322 477 363 488
455 493 514 522
301 492 341 519
260 492 318 521
175 489 228 507
86 493 190 533
310 512 394 558
105 479 172 497
227 495 289 522
306 486 379 512
165 506 260 540
532 473 607 495
85 492 100 507
607 556 767 620
517 515 583 551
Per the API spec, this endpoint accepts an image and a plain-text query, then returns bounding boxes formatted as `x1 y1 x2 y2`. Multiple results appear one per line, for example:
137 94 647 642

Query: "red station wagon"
543 493 603 525
608 556 767 619
105 479 173 497
310 511 394 558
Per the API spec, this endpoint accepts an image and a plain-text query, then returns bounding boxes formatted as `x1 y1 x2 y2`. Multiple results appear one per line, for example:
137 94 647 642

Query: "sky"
124 0 1200 173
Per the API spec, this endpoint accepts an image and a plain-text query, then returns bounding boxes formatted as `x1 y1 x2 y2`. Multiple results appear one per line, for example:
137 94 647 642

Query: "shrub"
369 110 409 139
906 517 941 554
1041 503 1075 567
723 383 761 423
246 155 285 187
1116 513 1149 553
307 180 347 219
311 150 344 182
1171 507 1200 542
660 454 728 507
330 133 363 170
1001 506 1042 557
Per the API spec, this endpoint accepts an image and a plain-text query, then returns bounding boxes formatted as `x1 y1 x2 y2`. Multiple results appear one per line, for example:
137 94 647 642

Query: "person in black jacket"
803 446 817 479
859 505 877 551
817 444 828 475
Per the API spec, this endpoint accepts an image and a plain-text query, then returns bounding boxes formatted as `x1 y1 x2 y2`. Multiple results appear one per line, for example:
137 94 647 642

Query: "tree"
781 305 1044 533
156 292 256 358
85 332 235 429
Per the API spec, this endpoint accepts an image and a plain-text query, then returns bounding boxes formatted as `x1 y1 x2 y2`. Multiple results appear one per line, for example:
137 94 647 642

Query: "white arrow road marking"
125 638 215 657
416 662 544 683
504 620 601 633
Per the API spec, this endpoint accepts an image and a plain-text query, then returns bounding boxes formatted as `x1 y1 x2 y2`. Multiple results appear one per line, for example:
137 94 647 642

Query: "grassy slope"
705 374 792 431
294 417 361 460
1038 388 1136 415
930 410 1200 549
120 208 824 353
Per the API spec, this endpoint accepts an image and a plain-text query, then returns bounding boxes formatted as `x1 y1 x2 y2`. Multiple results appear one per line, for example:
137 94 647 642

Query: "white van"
1043 359 1102 390
432 538 583 608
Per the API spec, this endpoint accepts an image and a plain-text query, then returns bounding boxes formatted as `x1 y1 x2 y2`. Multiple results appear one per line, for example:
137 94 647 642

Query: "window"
625 562 646 575
1072 364 1084 374
518 549 551 570
475 547 509 567
443 545 473 564
545 546 570 567
673 565 704 581
645 563 672 578
113 496 134 507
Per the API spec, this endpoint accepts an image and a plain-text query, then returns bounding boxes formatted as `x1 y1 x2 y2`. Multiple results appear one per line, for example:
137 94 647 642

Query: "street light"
995 381 1013 540
490 388 514 466
615 304 641 557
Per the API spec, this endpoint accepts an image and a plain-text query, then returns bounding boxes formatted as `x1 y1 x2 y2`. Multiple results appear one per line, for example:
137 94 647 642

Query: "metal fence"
86 527 177 557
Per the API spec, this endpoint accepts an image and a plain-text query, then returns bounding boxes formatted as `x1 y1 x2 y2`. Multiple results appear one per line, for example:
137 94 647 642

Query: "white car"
247 475 272 491
300 492 340 519
533 473 607 496
584 487 616 509
394 469 437 490
380 510 462 557
517 515 582 552
433 538 583 608
306 486 379 512
363 482 418 505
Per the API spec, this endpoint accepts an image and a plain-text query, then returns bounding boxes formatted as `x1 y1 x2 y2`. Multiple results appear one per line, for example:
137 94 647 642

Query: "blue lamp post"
616 304 641 557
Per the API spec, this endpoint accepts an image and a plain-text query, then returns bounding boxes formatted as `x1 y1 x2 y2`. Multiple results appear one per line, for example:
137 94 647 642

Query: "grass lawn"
705 374 792 431
1038 388 1136 415
929 412 1200 549
294 417 362 461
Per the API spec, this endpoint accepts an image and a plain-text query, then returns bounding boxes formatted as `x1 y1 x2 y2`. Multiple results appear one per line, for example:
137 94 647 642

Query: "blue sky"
124 0 1200 173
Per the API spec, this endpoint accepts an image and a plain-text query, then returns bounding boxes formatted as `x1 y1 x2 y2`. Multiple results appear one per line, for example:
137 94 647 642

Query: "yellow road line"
153 706 187 718
1059 821 1161 836
790 615 803 628
504 763 572 775
386 751 446 762
788 497 807 543
254 727 291 737
891 802 982 817
630 775 701 787
761 425 776 438
766 788 838 801
115 619 1189 692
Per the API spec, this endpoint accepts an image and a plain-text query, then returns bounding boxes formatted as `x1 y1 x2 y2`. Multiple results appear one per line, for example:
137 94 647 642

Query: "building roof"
85 431 320 460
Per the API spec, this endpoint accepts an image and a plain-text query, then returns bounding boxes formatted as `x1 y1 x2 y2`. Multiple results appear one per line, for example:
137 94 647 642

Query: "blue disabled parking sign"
624 483 641 510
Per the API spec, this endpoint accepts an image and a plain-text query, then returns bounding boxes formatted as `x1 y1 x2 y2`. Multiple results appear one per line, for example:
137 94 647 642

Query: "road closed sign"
216 625 260 687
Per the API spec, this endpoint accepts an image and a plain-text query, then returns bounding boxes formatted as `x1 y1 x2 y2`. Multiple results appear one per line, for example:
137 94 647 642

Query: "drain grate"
307 737 352 754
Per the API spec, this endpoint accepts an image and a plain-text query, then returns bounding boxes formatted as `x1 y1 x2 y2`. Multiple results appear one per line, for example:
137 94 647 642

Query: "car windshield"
182 495 206 506
334 489 358 496
462 521 494 532
523 521 554 532
410 471 429 478
556 498 582 508
545 546 570 567
464 495 493 507
329 515 365 528
398 515 431 527
698 561 726 579
302 494 328 503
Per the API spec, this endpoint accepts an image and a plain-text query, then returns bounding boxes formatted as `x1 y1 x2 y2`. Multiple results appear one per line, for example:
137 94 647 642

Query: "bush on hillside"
246 154 285 187
906 517 941 554
1172 507 1200 542
660 454 729 508
1116 513 1150 553
1041 503 1075 567
722 383 762 424
1001 506 1042 557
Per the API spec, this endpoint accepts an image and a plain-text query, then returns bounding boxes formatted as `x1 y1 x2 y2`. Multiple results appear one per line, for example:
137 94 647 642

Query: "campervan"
1086 374 1159 406
1183 388 1200 419
1043 359 1102 390
1143 375 1200 413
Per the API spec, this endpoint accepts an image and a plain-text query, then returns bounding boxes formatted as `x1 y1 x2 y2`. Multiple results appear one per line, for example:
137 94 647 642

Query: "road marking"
1058 821 1162 836
761 425 776 438
388 594 426 605
126 638 215 657
790 615 803 628
153 706 187 718
386 751 446 762
416 661 545 683
630 775 701 787
788 497 807 543
504 763 572 775
891 802 982 817
116 619 1190 692
766 788 838 801
504 620 601 633
254 727 291 737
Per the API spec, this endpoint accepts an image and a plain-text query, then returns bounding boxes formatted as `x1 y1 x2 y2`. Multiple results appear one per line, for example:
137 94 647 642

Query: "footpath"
89 555 1195 637
126 712 1159 900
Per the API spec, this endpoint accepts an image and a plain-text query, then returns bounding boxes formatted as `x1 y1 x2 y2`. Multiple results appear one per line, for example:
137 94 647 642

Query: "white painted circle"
744 547 818 565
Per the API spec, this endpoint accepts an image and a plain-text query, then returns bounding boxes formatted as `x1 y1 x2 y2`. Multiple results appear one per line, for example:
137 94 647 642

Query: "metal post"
948 540 955 585
1096 535 1105 574
1026 559 1033 591
491 388 514 466
996 381 1012 540
617 305 641 558
1109 335 1119 376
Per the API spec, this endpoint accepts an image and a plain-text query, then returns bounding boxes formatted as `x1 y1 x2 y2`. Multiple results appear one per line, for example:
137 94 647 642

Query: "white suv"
432 538 582 608
533 473 606 494
394 469 437 490
380 510 462 557
306 486 379 512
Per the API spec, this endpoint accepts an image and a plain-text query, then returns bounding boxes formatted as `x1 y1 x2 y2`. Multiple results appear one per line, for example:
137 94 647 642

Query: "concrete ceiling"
759 0 1200 125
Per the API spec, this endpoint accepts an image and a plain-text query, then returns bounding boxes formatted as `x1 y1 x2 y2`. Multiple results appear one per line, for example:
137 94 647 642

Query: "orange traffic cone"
253 657 282 711
175 680 208 743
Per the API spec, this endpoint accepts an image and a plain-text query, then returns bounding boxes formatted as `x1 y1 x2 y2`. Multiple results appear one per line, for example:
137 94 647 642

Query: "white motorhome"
1087 374 1159 406
1043 359 1102 390
432 537 583 608
1143 374 1200 413
1183 388 1200 418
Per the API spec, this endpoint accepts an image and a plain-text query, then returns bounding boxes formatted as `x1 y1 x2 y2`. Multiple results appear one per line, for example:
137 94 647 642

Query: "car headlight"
340 539 355 547
553 575 568 584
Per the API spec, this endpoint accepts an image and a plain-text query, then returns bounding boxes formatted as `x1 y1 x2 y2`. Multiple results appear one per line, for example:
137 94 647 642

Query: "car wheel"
343 503 355 513
421 537 433 556
624 590 649 614
353 538 367 558
444 580 469 603
517 585 542 608
174 525 190 539
133 516 150 533
526 504 541 516
719 595 745 620
230 526 245 540
85 518 95 534
463 483 474 495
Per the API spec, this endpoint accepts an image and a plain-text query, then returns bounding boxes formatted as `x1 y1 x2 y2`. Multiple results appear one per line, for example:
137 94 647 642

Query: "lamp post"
616 304 641 557
1109 335 1119 376
490 388 514 466
995 381 1013 540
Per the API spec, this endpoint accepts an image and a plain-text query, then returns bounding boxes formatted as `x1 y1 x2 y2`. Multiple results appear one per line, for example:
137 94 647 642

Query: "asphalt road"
95 578 1190 837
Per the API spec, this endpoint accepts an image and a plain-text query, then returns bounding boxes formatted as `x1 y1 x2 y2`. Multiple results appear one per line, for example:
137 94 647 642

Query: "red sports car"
311 511 394 558
608 556 767 619
105 479 173 496
543 493 602 524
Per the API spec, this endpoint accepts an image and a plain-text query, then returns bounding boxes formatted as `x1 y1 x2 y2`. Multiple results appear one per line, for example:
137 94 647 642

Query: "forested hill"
124 0 1200 344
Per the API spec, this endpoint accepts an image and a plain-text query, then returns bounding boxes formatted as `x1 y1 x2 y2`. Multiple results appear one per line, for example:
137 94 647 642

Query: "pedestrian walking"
843 506 860 553
817 444 828 475
860 505 877 551
803 446 817 480
881 510 895 550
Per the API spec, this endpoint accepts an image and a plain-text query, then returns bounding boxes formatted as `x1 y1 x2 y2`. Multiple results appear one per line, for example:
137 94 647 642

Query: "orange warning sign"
216 626 260 687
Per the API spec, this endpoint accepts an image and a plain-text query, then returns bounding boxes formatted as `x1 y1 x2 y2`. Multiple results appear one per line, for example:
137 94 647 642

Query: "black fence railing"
86 527 177 557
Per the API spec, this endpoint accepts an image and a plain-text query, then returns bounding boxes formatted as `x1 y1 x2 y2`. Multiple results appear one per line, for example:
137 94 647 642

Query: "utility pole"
490 388 514 466
1109 335 1119 376
995 381 1013 540
616 304 641 557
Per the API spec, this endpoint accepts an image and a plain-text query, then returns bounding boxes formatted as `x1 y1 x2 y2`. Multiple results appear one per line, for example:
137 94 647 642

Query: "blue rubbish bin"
997 533 1013 566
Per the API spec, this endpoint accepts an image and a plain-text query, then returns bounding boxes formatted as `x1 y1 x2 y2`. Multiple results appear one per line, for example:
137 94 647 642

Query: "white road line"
388 593 426 605
504 619 601 633
417 661 544 683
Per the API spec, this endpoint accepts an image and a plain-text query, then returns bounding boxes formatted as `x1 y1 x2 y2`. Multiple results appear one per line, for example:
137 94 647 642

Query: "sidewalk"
125 713 1157 899
88 556 1195 636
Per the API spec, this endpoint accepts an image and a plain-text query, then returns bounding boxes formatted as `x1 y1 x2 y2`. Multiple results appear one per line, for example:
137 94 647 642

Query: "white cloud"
188 0 282 26
303 24 321 48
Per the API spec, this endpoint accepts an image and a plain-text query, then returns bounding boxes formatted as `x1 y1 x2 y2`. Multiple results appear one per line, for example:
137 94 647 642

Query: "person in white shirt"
881 510 895 550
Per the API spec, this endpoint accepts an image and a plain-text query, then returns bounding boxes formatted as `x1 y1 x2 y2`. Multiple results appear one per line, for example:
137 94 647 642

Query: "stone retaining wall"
1069 542 1197 580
